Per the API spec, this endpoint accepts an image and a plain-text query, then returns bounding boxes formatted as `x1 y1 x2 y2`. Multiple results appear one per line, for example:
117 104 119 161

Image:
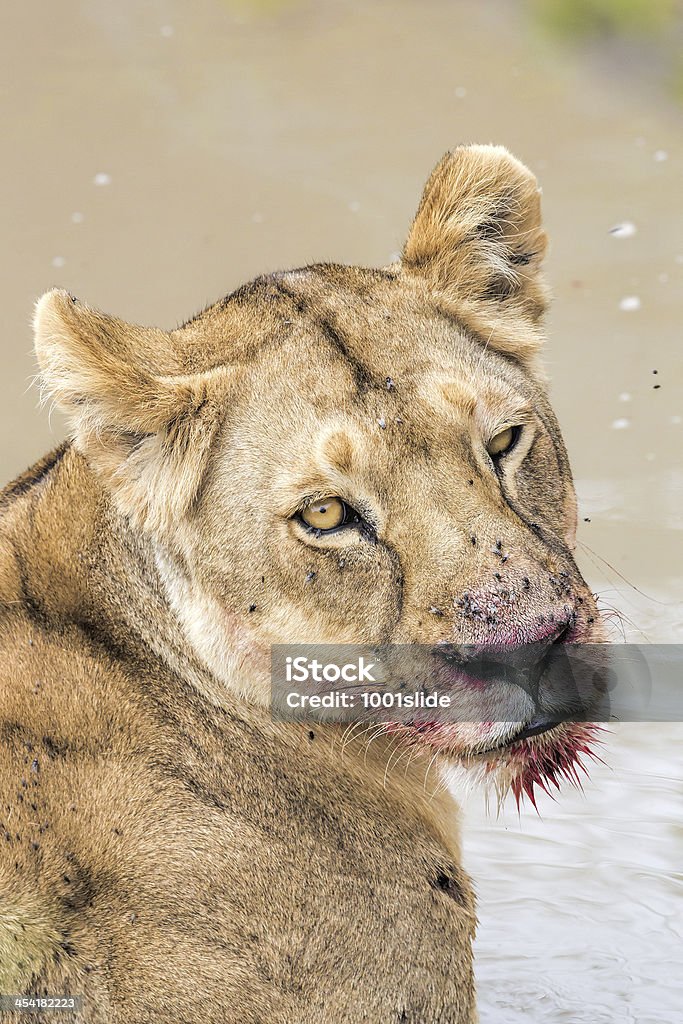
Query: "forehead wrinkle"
265 275 383 397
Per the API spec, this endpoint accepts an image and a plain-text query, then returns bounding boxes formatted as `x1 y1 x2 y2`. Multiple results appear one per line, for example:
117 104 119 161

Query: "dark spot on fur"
42 735 68 759
72 615 140 672
0 721 27 746
431 868 467 906
60 855 97 913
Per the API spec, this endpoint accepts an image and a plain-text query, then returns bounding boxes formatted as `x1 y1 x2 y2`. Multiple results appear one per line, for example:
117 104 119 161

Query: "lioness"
0 146 602 1023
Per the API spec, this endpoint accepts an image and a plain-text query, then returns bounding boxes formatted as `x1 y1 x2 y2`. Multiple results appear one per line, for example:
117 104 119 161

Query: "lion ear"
34 289 230 532
402 145 549 365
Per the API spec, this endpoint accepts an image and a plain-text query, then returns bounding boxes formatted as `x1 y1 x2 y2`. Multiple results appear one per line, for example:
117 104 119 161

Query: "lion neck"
9 445 208 696
12 446 302 715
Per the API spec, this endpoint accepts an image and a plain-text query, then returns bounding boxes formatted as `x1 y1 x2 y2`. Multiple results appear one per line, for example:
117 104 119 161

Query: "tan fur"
0 146 602 1023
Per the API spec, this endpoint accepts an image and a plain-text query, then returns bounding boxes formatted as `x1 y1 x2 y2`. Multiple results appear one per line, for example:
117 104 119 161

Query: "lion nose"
433 618 573 701
434 616 571 664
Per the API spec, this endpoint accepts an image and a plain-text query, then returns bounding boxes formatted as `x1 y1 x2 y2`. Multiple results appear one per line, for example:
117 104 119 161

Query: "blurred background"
1 1 681 1021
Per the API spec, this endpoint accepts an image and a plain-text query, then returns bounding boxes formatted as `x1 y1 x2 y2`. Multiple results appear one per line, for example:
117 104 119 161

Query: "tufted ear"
402 145 549 366
34 289 230 533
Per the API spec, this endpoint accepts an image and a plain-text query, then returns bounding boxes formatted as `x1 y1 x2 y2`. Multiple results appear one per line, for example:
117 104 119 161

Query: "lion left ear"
34 289 231 533
402 145 549 366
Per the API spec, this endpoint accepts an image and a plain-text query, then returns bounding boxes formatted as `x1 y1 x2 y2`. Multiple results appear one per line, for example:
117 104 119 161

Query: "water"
1 1 681 1019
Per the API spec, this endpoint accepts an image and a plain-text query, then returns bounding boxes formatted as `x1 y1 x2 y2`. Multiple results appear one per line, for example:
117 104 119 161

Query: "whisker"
578 539 673 608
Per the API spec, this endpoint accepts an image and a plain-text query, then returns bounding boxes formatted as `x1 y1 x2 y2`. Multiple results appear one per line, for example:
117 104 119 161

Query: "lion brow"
438 378 478 417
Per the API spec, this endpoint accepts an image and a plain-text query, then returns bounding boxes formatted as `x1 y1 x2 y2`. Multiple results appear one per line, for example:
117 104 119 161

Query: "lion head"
33 145 604 805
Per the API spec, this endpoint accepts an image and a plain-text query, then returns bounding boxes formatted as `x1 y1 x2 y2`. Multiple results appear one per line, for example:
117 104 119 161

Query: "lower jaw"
492 723 604 808
411 720 605 809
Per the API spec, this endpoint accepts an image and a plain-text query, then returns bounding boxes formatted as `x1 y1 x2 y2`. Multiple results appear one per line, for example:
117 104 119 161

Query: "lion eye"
300 498 347 531
487 426 519 458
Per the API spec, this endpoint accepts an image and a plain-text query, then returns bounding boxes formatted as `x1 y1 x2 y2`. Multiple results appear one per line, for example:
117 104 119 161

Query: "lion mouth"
474 715 561 755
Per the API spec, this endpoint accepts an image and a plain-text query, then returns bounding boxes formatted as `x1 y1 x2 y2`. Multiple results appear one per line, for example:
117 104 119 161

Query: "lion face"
33 145 604 800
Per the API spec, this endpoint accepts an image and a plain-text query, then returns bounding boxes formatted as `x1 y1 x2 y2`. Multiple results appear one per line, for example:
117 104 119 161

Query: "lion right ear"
34 289 230 532
402 145 549 366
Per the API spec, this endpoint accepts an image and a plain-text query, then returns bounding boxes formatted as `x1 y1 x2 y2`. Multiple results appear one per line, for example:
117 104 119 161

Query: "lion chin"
397 720 605 811
477 722 605 810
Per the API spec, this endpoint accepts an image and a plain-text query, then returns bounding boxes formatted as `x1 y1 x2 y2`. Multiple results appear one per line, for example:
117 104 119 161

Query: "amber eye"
300 497 347 531
487 426 520 459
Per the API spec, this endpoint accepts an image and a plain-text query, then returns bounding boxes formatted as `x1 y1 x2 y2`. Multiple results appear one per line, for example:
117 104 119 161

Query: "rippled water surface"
1 1 682 1019
464 662 683 1022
